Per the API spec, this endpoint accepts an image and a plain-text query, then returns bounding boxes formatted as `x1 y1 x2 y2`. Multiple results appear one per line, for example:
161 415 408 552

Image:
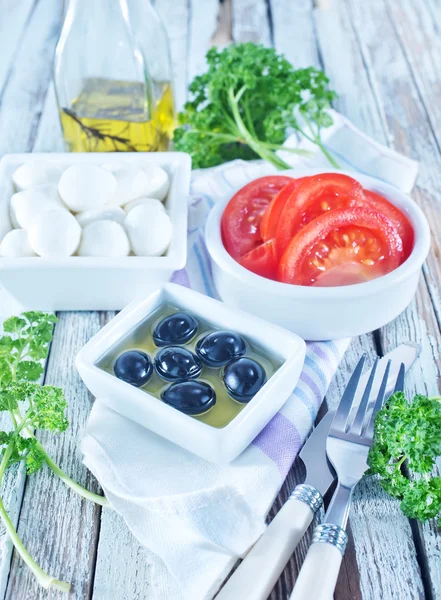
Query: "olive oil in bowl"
97 305 284 429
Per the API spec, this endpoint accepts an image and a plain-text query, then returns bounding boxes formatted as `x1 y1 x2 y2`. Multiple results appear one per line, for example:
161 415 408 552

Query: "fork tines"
329 355 405 444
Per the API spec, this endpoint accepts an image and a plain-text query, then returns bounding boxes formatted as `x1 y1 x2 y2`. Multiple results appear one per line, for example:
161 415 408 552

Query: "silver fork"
290 355 405 600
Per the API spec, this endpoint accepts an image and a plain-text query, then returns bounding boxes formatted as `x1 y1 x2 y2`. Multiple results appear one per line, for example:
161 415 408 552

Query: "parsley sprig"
0 312 108 592
368 391 441 525
174 43 338 170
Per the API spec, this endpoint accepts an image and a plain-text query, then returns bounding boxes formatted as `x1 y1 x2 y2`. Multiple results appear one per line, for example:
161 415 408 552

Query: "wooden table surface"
0 0 440 598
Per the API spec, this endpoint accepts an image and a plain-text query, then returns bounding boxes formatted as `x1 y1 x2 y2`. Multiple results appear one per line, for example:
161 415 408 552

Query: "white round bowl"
205 169 431 341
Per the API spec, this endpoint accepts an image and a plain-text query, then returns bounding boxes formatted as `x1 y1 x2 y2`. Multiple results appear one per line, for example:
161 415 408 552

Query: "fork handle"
289 523 348 600
216 485 322 600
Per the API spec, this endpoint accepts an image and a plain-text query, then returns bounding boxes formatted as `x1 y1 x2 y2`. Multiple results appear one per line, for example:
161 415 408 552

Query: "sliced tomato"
221 176 295 260
278 208 404 287
363 190 414 259
260 179 307 242
239 239 278 280
275 173 364 257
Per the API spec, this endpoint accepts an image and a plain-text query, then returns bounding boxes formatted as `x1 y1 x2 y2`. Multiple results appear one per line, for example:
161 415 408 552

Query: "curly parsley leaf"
174 43 338 170
367 392 441 524
28 386 69 432
0 312 108 591
16 361 44 382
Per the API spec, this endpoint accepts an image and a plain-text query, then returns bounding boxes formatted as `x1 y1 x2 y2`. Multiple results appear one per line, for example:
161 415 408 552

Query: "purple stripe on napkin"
171 268 191 288
299 371 323 407
253 412 302 478
309 342 332 366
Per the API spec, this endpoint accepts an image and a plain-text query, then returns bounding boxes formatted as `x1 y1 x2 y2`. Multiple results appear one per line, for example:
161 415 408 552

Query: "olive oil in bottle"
54 0 175 153
97 305 284 429
60 78 175 152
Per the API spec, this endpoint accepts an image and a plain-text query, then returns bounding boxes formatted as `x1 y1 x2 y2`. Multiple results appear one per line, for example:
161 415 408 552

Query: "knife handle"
216 485 322 600
289 523 348 600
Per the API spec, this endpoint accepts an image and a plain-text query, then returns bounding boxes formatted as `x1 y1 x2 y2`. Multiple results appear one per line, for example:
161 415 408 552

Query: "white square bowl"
76 283 306 463
0 152 191 311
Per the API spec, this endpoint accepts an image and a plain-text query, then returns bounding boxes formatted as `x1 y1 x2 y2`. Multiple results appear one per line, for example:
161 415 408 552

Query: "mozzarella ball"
105 164 155 207
12 161 63 191
0 229 36 257
76 206 126 227
0 209 12 242
78 221 130 257
28 209 81 257
58 165 117 212
125 205 172 256
124 197 166 215
10 187 64 230
141 165 170 201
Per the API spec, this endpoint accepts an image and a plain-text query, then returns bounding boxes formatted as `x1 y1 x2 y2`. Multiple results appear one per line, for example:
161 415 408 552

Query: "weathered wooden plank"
269 0 321 68
345 0 441 596
5 313 104 599
0 291 32 599
313 1 428 599
32 83 64 153
155 0 191 111
187 0 220 82
0 0 63 157
92 512 155 600
231 0 272 45
314 1 387 141
382 0 441 334
0 1 67 597
0 0 36 95
90 318 158 600
210 0 233 47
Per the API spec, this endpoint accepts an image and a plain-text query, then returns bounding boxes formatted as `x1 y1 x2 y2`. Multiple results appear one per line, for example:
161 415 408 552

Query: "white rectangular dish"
76 283 306 464
0 152 190 311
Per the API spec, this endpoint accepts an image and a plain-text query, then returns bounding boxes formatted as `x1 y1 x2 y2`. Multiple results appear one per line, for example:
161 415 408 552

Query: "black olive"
114 350 153 387
161 380 216 415
153 312 198 346
154 346 202 382
195 331 246 367
223 357 266 403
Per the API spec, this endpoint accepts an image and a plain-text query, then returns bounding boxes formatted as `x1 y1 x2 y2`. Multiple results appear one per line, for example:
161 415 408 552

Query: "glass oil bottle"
53 0 175 153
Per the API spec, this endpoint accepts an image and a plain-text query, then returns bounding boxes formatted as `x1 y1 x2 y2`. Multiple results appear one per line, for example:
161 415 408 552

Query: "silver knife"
216 343 420 600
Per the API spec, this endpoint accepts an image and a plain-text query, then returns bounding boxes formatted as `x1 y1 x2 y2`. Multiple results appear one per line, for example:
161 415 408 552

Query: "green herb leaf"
3 316 28 334
0 358 13 387
368 392 441 524
28 386 69 432
0 389 18 412
174 43 338 169
16 361 44 382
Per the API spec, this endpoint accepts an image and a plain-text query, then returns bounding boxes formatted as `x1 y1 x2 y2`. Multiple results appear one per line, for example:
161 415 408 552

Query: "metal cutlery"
216 344 418 600
289 355 405 600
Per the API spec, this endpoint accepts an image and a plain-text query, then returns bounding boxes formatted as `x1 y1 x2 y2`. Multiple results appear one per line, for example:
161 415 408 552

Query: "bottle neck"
64 0 131 26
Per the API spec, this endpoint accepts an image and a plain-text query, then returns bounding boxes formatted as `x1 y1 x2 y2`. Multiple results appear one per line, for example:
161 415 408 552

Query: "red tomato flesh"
278 208 404 287
239 239 278 280
260 179 307 242
221 176 295 260
363 190 414 259
275 173 364 257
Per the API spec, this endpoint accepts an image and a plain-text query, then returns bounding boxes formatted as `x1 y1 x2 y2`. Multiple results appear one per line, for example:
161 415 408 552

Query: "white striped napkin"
82 111 418 600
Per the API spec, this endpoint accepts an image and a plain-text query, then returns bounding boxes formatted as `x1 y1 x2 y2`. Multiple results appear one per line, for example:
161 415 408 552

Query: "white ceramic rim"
205 168 431 300
76 282 306 437
0 152 190 270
